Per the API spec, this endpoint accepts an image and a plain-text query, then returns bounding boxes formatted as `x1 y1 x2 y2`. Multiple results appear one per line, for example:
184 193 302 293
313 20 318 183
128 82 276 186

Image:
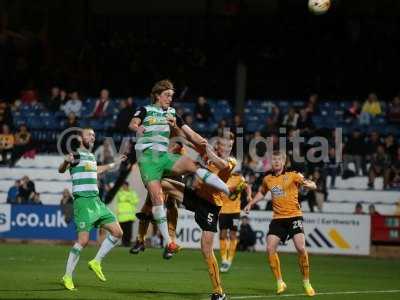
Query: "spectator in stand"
388 96 400 123
0 98 13 128
368 204 380 216
213 119 228 137
96 139 115 165
360 93 382 125
230 114 244 136
18 176 35 204
261 117 278 137
365 131 382 173
343 129 365 177
354 202 364 214
244 154 264 174
60 89 68 105
367 144 391 190
20 86 39 106
311 169 326 212
344 100 361 124
238 216 256 252
0 124 14 164
299 178 316 212
194 96 212 122
45 86 62 112
270 105 281 125
7 180 20 204
297 108 314 134
384 134 397 160
91 89 110 118
282 107 299 129
115 98 135 133
28 192 42 205
9 124 33 167
326 147 340 188
306 93 320 115
183 113 194 128
127 97 137 112
60 189 74 223
65 112 79 128
116 181 140 247
387 146 400 189
62 91 82 117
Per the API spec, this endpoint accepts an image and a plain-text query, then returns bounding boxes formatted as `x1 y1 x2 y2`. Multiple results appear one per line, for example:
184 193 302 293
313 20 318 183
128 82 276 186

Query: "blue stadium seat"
293 100 305 107
54 111 65 119
78 119 90 128
246 115 260 122
89 119 106 130
13 115 26 127
104 119 115 129
339 101 352 110
27 118 43 130
246 122 262 133
134 98 149 107
193 122 206 133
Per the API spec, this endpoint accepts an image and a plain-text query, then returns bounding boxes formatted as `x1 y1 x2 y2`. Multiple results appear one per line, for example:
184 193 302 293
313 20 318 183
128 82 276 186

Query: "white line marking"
229 289 400 299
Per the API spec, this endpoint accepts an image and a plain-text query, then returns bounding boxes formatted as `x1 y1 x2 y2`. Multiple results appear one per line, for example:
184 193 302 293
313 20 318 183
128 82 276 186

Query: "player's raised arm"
169 114 207 149
294 172 317 190
205 144 230 170
181 123 207 147
302 179 317 190
244 178 268 213
245 182 253 203
58 154 74 173
129 107 146 133
97 154 127 174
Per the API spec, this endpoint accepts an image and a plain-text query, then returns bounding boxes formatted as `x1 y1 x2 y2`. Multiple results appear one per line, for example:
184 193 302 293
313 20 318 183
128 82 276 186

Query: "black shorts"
183 188 220 232
219 213 241 231
267 216 304 243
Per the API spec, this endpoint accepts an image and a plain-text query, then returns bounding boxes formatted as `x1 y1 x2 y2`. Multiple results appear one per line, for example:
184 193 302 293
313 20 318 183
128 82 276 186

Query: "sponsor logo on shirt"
271 186 284 197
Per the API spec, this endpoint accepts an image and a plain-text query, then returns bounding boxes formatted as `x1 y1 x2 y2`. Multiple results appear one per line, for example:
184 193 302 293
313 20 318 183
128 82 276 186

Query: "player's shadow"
113 288 205 299
0 288 65 292
240 287 275 295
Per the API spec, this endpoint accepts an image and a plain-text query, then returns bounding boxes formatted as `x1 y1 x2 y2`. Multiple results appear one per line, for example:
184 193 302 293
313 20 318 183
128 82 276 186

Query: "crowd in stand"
2 86 400 214
6 175 42 205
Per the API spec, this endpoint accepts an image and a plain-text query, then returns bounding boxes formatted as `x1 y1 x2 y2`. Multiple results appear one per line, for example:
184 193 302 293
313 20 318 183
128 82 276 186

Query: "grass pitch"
0 244 399 300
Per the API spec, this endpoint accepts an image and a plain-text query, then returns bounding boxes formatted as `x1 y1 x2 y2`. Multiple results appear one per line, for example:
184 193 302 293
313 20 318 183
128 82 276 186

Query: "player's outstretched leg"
166 197 181 253
89 222 123 282
202 231 226 300
171 156 229 195
130 198 153 254
267 235 286 294
147 181 179 259
61 232 89 290
293 233 315 297
226 230 238 272
130 216 149 254
219 229 230 272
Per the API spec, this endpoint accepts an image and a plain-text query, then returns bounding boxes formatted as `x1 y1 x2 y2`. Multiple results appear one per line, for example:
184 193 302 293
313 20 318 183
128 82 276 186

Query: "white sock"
196 168 229 195
94 235 121 262
65 243 83 277
152 205 170 247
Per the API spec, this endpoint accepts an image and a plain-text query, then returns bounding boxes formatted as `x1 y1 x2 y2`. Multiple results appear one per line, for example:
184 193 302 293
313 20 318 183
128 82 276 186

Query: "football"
308 0 331 15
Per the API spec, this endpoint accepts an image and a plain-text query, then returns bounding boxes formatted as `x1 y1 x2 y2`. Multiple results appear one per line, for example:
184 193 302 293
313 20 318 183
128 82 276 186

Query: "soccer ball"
308 0 331 15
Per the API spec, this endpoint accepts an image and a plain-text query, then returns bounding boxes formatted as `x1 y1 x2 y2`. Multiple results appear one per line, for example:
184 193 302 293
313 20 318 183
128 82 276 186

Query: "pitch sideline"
223 289 400 299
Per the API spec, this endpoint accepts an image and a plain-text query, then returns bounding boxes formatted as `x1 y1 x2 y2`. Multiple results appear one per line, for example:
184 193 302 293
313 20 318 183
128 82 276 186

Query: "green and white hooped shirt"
134 105 176 153
69 149 99 198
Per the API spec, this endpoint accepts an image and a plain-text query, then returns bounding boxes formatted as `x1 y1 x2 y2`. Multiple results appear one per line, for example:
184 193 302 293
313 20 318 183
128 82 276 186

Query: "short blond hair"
272 150 287 162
